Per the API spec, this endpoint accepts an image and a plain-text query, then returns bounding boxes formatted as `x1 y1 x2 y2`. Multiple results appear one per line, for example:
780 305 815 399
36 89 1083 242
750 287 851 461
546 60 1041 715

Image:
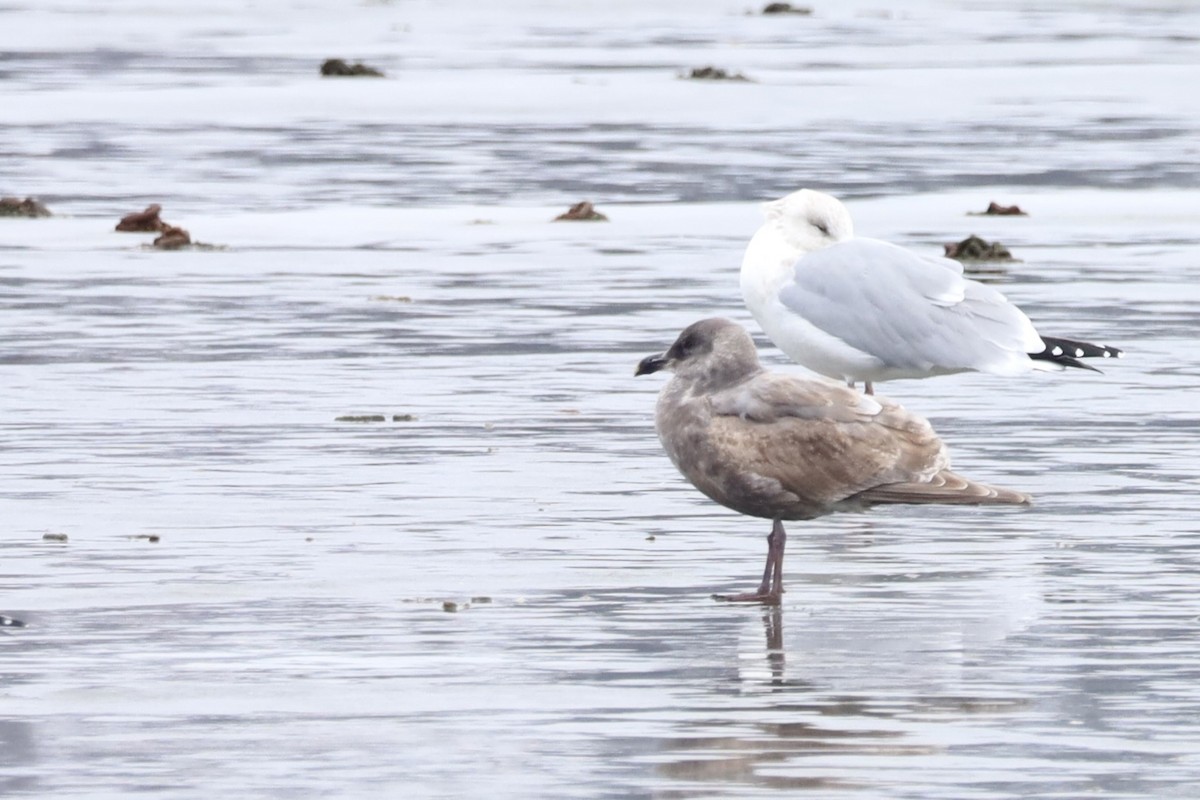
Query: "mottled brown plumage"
636 318 1030 604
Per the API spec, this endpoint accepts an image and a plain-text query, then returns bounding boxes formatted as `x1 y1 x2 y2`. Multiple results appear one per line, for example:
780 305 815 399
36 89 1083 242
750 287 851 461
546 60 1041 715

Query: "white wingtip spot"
1074 348 1084 357
1102 351 1111 358
1051 346 1063 356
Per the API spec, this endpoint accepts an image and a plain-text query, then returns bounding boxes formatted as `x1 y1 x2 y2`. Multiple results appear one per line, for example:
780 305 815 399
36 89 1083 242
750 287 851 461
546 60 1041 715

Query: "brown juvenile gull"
636 318 1030 604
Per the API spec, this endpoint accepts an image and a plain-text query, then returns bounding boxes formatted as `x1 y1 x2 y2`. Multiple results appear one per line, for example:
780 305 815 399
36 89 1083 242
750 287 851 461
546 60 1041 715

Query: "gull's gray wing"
777 238 1043 375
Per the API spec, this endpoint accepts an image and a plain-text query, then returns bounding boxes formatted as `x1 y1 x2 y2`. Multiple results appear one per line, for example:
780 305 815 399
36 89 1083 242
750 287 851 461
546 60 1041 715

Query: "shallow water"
3 1 1200 798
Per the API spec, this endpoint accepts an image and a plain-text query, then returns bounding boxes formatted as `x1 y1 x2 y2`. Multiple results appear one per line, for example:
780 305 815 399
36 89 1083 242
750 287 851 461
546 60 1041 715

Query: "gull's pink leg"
771 520 786 595
864 381 875 395
715 520 786 605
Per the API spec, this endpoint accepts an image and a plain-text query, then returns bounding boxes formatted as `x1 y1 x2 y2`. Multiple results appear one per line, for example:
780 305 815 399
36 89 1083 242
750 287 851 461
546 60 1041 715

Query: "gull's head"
636 318 761 387
761 188 854 254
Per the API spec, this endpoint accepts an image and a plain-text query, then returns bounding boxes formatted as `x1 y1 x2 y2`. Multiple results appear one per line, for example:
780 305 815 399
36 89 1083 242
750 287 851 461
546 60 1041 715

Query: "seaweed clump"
321 59 384 77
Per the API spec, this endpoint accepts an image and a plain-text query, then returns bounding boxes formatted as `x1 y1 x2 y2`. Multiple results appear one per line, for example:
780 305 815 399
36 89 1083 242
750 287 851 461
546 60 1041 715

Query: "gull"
740 189 1122 394
636 318 1029 604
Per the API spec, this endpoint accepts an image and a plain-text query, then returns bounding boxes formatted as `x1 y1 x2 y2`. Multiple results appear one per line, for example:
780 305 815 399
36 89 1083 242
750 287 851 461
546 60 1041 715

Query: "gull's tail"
1030 336 1123 373
857 470 1031 507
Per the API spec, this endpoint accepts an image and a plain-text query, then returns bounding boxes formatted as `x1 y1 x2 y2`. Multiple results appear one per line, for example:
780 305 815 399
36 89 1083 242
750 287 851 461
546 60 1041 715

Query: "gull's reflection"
763 605 785 685
735 605 800 690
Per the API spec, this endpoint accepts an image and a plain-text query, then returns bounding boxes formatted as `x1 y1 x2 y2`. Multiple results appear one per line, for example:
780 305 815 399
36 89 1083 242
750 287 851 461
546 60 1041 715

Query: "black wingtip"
1032 336 1122 372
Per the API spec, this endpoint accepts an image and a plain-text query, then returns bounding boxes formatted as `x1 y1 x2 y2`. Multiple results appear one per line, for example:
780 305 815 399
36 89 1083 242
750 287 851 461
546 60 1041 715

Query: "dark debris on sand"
116 204 220 250
762 3 813 14
321 58 384 77
153 225 192 250
685 66 752 82
334 413 418 423
116 204 168 232
1 197 52 217
554 201 609 222
970 201 1028 216
944 234 1018 262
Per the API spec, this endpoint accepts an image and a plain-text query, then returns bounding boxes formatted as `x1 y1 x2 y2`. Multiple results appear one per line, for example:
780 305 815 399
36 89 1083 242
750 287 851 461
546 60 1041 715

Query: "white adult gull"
740 189 1122 394
636 318 1029 605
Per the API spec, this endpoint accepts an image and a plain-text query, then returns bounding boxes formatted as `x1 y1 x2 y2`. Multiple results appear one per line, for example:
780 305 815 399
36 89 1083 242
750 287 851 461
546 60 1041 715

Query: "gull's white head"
761 188 854 255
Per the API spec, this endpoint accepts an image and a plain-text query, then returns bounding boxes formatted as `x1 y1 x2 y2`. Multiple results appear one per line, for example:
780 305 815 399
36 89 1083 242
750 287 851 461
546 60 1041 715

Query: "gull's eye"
814 220 831 236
